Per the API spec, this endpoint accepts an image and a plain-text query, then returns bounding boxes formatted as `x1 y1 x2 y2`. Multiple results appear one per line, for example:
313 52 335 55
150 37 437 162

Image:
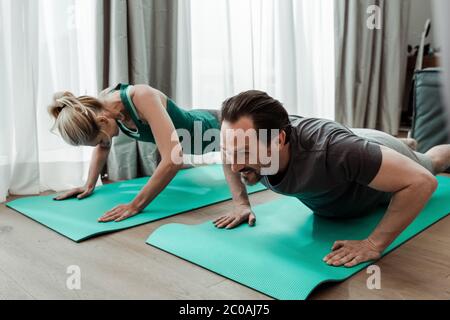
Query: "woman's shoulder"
98 86 121 107
98 86 115 99
129 84 168 106
130 84 165 96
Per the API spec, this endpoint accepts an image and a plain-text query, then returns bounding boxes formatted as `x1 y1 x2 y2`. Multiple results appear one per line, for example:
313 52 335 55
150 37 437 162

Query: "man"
214 90 450 267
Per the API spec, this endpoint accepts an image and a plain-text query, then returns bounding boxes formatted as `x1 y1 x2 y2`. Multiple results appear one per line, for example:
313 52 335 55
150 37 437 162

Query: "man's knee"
425 145 450 174
398 138 418 151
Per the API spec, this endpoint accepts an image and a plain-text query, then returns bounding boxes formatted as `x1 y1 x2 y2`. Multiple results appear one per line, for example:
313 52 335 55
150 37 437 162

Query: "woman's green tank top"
111 83 221 155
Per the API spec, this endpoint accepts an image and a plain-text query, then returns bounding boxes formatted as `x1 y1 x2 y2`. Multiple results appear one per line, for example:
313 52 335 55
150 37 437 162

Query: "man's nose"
231 163 244 173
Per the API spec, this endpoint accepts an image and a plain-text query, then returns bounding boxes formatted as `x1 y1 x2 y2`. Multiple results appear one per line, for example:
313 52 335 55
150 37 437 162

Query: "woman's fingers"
54 189 81 201
115 215 129 222
99 212 121 222
115 211 135 222
102 213 122 222
105 206 121 216
54 186 94 201
77 187 94 199
98 206 122 222
54 190 78 200
98 205 140 223
77 190 93 200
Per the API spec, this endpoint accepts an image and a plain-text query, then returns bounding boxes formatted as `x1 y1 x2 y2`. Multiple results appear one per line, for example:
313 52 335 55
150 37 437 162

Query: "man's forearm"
368 181 436 251
222 164 250 207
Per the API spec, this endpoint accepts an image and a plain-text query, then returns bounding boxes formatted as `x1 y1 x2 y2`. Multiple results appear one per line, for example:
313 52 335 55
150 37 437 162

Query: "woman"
49 83 220 222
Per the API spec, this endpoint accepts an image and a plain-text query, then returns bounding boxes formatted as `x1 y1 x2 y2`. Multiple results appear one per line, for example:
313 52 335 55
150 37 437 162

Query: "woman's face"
95 131 113 148
87 117 119 148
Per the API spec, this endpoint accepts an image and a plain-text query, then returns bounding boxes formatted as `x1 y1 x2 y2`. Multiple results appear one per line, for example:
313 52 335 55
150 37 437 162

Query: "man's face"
221 117 280 186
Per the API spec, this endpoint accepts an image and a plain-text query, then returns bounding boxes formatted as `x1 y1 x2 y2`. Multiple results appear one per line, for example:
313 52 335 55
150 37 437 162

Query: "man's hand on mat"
323 239 381 268
98 203 141 223
53 185 95 201
213 205 256 229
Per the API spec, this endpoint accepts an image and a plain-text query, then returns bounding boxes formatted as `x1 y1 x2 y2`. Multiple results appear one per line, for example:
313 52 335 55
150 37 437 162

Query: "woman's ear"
96 116 111 128
95 116 116 143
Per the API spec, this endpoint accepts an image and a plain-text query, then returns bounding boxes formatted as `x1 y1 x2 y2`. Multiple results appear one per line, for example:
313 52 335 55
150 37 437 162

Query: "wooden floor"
1 188 449 300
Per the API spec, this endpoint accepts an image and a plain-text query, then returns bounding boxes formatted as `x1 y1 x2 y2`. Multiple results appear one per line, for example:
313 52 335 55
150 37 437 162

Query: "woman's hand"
98 203 142 223
53 185 95 201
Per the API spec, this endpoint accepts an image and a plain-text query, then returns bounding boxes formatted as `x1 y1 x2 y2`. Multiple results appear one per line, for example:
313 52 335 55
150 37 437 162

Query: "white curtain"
0 0 99 202
177 0 335 119
434 0 450 121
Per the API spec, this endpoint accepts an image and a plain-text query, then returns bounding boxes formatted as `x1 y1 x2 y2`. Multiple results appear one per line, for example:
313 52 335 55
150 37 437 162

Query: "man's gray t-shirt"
261 117 387 218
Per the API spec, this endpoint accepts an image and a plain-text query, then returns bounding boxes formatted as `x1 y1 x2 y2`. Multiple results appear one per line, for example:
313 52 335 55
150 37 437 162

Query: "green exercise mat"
6 165 266 242
147 176 450 300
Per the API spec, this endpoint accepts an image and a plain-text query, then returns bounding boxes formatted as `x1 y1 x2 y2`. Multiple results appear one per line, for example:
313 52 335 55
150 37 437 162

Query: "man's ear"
278 130 287 148
267 130 285 156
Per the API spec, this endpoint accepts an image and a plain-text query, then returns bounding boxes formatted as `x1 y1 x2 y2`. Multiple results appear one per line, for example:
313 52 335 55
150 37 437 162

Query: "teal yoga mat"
6 165 266 242
147 176 450 300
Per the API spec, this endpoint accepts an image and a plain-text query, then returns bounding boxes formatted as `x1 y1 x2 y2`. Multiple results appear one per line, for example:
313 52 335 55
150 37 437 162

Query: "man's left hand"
323 239 382 267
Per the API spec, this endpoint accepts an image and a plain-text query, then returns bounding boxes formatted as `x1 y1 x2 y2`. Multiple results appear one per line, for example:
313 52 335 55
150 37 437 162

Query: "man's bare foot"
399 138 418 151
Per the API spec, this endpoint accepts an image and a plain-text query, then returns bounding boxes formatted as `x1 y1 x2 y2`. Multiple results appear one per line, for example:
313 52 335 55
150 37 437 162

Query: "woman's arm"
55 145 110 200
85 145 111 188
99 85 184 222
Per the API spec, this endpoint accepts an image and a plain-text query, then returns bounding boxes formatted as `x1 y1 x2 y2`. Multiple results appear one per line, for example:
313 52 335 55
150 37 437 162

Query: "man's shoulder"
291 116 348 129
290 117 352 151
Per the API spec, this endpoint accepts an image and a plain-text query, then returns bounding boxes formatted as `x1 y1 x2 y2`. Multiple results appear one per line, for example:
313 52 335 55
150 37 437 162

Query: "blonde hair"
48 91 104 146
